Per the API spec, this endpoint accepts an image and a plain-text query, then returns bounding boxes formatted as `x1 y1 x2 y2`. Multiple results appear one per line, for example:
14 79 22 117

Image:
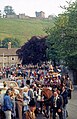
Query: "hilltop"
0 18 54 46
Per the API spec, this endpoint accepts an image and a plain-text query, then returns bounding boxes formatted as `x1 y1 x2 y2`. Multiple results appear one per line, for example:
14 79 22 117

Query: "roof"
0 48 19 56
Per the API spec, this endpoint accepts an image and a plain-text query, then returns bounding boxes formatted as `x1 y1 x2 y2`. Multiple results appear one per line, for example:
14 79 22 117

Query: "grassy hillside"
0 18 54 45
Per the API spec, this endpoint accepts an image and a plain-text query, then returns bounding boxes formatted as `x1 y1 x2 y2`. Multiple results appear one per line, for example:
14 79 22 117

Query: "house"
0 42 20 68
6 14 18 19
6 13 30 19
35 11 45 18
18 13 30 19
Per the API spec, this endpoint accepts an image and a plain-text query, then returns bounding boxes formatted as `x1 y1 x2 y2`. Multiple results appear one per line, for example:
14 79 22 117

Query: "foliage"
46 0 77 69
16 36 48 65
0 37 20 48
4 6 15 15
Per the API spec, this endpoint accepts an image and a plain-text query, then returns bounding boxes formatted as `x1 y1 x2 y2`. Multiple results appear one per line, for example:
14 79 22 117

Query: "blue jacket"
3 95 12 111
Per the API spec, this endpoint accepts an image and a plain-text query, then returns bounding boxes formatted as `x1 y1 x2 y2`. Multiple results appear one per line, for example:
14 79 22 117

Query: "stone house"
0 42 20 68
35 11 45 18
6 14 18 19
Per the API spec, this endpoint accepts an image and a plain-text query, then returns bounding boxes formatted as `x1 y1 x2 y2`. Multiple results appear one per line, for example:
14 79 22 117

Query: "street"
67 87 77 119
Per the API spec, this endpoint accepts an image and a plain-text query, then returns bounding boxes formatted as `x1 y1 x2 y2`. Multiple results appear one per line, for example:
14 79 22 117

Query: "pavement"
67 89 77 119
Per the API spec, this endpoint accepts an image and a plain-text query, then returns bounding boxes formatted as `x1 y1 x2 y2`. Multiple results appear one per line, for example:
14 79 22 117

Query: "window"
12 57 14 60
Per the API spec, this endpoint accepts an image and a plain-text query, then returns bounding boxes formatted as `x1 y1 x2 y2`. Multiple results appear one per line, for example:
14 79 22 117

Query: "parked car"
0 80 19 89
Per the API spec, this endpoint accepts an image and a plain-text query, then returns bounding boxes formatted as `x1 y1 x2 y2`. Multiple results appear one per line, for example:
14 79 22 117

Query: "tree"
0 10 1 18
0 38 20 48
46 0 77 70
16 36 48 65
4 6 15 15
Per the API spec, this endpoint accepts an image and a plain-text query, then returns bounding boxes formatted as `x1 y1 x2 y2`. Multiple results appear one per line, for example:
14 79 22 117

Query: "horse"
42 87 53 100
41 87 53 118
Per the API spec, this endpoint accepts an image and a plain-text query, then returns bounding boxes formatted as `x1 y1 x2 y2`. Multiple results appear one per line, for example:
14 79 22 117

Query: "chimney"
8 42 11 49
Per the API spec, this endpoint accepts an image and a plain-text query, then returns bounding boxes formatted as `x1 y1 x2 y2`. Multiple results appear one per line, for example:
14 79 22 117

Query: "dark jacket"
51 95 63 109
61 90 68 107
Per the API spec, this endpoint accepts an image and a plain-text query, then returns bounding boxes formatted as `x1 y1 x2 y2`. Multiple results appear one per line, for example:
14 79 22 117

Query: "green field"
0 18 54 45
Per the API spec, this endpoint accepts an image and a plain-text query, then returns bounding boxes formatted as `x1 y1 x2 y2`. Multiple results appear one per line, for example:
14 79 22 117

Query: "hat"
28 99 36 107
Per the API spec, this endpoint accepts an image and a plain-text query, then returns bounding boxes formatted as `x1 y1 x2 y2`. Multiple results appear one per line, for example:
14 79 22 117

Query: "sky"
0 0 76 17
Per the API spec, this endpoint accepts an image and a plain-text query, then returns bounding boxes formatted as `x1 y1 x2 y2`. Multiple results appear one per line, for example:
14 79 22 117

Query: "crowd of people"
0 62 74 119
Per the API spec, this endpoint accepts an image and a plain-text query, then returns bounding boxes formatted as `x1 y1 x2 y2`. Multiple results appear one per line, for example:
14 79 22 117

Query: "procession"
0 63 74 119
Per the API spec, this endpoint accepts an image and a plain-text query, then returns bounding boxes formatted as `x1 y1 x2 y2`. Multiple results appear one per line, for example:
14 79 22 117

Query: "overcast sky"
0 0 75 17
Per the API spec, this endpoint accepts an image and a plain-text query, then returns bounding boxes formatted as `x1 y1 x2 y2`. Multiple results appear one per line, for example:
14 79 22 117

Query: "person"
23 98 36 119
0 88 4 108
64 75 74 99
23 87 30 113
1 81 8 94
36 85 42 114
61 86 68 119
10 88 16 119
0 89 5 119
51 90 63 119
16 88 23 119
3 89 13 119
28 85 34 101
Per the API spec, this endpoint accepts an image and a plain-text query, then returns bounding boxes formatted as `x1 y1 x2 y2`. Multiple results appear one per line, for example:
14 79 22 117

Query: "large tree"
16 36 48 65
46 0 77 70
4 6 15 15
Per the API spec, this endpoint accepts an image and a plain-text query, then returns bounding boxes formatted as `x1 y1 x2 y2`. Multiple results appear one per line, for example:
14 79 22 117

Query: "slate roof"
0 48 19 56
